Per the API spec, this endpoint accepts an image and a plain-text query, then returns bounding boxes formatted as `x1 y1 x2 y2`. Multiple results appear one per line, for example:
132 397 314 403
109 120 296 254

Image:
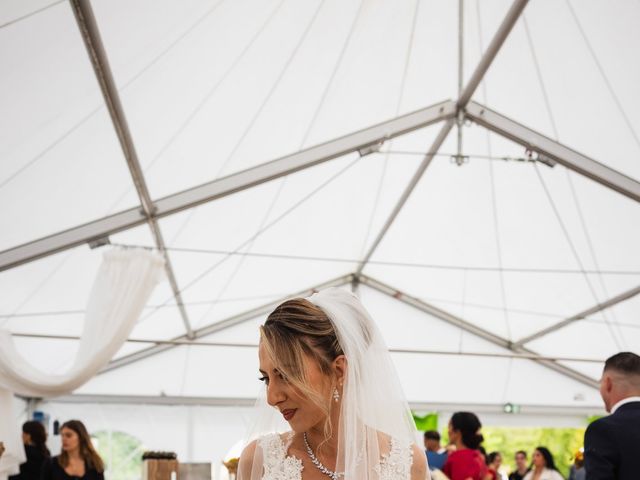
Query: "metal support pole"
455 0 466 166
457 0 529 108
356 0 529 275
70 0 195 337
356 118 456 275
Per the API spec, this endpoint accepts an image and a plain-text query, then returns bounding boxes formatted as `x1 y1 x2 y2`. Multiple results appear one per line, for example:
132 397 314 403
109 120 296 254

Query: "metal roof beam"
41 394 604 416
98 274 353 375
513 284 640 347
70 0 194 337
355 0 529 275
359 274 600 390
11 332 604 365
465 101 640 203
355 119 455 275
0 100 456 272
457 0 529 108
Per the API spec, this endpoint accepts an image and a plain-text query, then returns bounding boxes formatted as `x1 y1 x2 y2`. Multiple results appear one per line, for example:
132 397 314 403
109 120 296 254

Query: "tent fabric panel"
471 0 640 180
0 2 139 251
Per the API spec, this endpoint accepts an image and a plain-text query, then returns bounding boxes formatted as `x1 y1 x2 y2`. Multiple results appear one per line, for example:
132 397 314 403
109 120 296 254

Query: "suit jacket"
584 400 640 480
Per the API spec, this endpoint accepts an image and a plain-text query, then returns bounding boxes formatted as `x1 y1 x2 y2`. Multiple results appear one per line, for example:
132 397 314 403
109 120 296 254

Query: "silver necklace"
303 433 343 480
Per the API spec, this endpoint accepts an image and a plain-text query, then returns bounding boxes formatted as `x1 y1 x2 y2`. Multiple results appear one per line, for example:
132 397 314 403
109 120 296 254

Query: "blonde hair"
260 298 343 447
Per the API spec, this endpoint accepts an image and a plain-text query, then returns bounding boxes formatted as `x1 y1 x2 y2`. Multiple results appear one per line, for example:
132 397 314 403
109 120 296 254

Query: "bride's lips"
282 409 297 421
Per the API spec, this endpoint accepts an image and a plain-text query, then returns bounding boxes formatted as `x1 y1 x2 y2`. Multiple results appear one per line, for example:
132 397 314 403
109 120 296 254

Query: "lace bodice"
258 433 413 480
259 433 304 480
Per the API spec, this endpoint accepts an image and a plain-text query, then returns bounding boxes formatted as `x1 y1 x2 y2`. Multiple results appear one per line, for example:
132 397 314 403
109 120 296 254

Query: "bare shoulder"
238 439 259 477
410 443 428 480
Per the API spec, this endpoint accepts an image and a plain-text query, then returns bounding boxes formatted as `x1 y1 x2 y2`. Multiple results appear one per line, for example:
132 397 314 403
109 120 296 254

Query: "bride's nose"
266 381 286 406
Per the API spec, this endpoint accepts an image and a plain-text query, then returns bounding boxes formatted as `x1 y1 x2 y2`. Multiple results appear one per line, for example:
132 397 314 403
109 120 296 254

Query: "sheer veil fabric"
238 288 424 479
0 248 165 480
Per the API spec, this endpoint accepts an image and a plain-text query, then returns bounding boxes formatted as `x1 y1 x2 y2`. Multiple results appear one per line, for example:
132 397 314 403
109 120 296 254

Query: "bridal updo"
261 299 341 391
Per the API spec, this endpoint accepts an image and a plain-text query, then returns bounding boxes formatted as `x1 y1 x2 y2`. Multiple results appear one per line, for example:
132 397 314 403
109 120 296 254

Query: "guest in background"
568 449 585 480
8 421 50 480
584 351 640 480
486 451 503 480
523 447 563 480
509 451 530 480
442 412 487 480
41 420 104 480
424 430 448 472
479 446 487 465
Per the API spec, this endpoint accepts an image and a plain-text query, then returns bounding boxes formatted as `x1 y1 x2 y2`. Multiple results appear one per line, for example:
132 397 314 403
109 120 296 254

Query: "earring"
333 388 340 403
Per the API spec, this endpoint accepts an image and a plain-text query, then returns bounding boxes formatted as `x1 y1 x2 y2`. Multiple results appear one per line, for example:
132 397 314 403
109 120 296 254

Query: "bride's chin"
289 419 310 433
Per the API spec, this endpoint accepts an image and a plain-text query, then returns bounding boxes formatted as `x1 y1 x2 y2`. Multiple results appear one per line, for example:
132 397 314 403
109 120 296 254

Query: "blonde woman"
238 288 428 480
41 420 104 480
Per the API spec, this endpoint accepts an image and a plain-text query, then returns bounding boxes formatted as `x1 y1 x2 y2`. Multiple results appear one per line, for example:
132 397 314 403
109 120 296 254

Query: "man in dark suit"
584 351 640 480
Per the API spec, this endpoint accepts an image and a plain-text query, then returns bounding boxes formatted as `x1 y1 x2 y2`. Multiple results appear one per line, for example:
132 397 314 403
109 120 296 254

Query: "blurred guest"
424 430 448 471
442 412 488 480
41 420 104 480
523 447 563 480
8 421 50 480
584 351 640 480
479 446 487 464
486 451 503 480
509 450 530 480
568 449 585 480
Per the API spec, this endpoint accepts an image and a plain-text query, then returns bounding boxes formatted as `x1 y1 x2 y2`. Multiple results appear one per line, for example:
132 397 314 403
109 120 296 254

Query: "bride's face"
259 341 331 433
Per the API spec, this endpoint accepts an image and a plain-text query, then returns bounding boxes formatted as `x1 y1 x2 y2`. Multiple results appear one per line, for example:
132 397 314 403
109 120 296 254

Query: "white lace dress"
258 433 413 480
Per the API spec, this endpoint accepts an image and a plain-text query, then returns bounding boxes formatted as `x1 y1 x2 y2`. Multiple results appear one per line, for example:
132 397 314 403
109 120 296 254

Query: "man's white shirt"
610 395 640 414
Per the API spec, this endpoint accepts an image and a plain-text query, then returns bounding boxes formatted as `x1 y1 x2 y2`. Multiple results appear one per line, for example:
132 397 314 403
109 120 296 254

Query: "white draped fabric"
0 248 165 480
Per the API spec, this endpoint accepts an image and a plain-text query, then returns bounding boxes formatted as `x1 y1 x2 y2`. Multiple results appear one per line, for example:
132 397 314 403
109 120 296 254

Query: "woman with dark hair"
486 451 503 480
41 420 104 480
523 447 563 480
8 421 50 480
442 412 488 480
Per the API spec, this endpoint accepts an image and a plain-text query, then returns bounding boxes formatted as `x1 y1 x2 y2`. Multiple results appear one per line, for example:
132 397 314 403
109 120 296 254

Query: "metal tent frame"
4 0 640 404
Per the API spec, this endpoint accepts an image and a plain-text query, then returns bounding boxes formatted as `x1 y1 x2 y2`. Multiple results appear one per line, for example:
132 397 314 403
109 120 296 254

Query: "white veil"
238 288 423 479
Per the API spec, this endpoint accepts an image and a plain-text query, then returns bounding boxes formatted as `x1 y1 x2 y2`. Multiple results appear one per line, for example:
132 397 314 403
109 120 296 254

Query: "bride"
238 288 428 480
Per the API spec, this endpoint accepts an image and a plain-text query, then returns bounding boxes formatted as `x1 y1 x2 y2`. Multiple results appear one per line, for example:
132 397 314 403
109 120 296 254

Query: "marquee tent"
1 0 639 469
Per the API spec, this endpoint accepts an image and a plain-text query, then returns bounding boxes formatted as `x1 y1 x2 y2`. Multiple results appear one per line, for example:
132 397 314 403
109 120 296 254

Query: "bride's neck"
305 424 339 457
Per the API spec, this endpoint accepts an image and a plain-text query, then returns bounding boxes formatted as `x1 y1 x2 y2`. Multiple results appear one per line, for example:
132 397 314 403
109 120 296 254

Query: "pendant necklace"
303 432 344 480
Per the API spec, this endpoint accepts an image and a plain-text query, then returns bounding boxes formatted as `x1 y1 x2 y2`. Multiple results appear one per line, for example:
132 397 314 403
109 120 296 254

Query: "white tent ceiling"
1 0 640 422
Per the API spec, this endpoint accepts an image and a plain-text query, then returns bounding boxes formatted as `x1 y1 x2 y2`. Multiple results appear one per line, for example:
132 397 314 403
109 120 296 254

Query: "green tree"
413 412 438 432
481 426 585 478
93 431 144 480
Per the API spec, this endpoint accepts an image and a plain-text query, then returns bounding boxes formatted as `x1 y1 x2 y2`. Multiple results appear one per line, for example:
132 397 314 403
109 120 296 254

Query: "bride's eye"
258 376 269 385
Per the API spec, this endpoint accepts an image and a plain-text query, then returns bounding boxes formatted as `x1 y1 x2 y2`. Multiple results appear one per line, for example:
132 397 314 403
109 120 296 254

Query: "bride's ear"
333 355 347 385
